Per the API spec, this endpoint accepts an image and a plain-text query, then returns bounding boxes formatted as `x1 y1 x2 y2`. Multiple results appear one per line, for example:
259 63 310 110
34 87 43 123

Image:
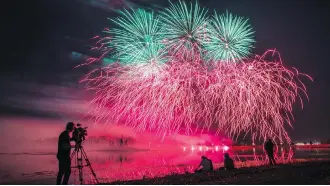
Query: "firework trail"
78 1 312 143
81 50 311 143
204 50 312 143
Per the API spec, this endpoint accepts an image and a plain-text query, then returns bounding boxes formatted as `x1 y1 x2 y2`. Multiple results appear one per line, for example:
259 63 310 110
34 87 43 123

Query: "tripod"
70 142 99 184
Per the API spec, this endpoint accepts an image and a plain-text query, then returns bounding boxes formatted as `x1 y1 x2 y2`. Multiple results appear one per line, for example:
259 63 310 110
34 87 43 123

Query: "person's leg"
62 159 71 185
62 170 71 185
267 153 273 165
56 172 64 185
270 155 276 165
57 159 64 185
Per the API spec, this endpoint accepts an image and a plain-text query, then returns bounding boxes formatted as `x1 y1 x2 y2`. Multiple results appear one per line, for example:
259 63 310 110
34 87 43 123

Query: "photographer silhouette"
56 122 75 185
70 123 98 184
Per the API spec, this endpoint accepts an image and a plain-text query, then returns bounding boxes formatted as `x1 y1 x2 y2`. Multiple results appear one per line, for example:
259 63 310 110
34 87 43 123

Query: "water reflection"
72 146 330 184
0 146 329 184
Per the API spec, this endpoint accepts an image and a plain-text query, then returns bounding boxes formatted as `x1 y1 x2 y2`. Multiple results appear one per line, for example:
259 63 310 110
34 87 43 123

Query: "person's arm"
195 161 202 170
61 143 71 150
59 133 72 150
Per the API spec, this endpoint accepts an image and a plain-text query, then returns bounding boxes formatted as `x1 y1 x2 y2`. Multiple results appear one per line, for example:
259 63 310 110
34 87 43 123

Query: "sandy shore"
1 159 329 184
108 160 330 185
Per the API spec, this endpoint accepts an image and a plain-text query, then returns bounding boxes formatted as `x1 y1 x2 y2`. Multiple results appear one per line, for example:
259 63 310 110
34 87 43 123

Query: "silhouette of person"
264 139 276 165
194 156 213 173
120 135 124 146
56 122 74 185
119 155 123 164
224 153 235 170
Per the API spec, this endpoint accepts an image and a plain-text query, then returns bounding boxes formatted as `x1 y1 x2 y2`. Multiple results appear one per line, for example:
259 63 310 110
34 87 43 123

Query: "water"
0 146 329 184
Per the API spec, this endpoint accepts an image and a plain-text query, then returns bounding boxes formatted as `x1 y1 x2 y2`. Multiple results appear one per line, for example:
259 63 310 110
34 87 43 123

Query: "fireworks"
79 1 312 143
109 8 166 64
159 1 208 61
204 11 255 63
205 50 312 142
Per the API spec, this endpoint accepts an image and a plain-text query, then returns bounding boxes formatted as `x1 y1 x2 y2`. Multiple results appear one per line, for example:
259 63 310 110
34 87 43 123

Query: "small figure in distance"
120 135 124 146
264 139 276 165
194 156 214 173
223 153 235 170
218 153 235 171
56 122 75 185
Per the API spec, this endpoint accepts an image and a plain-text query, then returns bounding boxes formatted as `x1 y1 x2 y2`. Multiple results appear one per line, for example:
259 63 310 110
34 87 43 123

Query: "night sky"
2 0 330 141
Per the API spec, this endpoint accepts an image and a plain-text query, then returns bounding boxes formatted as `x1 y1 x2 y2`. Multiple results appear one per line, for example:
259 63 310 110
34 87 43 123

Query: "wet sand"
109 160 330 185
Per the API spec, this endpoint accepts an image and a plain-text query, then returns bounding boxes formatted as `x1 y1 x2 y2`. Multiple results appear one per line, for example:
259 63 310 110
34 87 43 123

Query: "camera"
72 123 88 143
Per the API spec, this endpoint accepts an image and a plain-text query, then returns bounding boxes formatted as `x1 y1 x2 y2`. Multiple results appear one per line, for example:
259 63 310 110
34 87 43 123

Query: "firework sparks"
204 11 255 63
81 50 311 143
205 50 312 143
109 8 166 64
78 1 312 143
159 0 208 62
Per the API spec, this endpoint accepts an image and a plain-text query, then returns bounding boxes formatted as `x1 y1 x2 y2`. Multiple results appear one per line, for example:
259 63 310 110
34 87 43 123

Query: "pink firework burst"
76 3 312 143
204 50 312 143
79 48 311 143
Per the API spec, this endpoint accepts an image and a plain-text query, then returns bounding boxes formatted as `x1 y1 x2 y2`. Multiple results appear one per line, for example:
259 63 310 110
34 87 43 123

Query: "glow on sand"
78 1 312 143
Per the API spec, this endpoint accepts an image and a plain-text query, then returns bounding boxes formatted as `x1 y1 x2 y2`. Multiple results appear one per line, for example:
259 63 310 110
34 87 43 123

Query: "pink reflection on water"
73 146 296 184
1 117 328 185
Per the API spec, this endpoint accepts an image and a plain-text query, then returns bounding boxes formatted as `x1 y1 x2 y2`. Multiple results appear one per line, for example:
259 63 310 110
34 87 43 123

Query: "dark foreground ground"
108 160 330 185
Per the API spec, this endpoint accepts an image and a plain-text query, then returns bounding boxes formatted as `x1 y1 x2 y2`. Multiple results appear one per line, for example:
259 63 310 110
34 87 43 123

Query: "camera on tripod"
70 123 98 184
72 123 88 144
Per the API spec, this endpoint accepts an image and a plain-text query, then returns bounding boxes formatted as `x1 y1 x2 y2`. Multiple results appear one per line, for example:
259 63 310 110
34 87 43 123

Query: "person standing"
56 122 74 185
264 139 276 165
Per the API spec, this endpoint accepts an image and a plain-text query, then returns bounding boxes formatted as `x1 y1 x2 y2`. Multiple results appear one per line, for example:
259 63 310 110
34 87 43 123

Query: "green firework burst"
159 1 209 59
108 9 167 64
204 11 255 63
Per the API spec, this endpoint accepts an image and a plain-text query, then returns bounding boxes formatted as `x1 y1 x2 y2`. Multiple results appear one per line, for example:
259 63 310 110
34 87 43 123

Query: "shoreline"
1 159 329 184
107 160 330 185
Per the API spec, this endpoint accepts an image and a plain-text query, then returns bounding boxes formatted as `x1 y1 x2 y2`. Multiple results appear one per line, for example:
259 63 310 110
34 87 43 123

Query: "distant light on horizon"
295 141 321 146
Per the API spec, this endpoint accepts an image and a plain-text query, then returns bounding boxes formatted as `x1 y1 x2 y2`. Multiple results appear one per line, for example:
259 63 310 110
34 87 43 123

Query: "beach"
109 160 330 185
0 145 329 184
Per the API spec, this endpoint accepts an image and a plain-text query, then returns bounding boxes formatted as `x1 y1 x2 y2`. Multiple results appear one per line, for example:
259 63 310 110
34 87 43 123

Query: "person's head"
66 122 75 132
224 153 230 159
268 139 272 142
201 156 206 160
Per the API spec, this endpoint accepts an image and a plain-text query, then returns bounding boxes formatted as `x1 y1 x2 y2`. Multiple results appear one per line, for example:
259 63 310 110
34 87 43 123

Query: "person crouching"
195 156 214 173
